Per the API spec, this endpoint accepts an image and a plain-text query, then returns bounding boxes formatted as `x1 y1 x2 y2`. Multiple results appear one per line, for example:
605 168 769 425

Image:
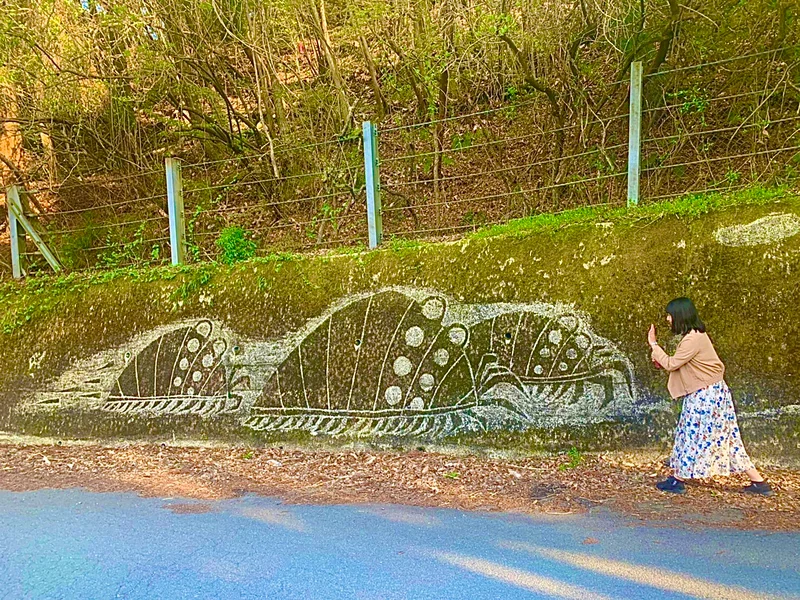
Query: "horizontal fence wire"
26 169 163 195
644 45 800 79
602 50 792 87
23 195 165 218
254 235 369 254
598 46 799 89
27 194 168 218
83 236 171 253
642 145 800 174
44 214 169 236
62 255 172 272
386 143 629 189
183 136 361 170
381 99 542 133
646 183 755 202
183 164 362 195
381 114 631 164
642 114 800 145
383 172 627 213
191 212 364 238
198 191 358 218
20 236 171 256
382 114 631 160
398 201 622 238
642 89 770 117
392 223 480 236
381 133 527 164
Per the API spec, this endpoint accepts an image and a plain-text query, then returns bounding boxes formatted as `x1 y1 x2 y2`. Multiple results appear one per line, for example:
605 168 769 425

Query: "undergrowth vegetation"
0 1 797 270
0 185 795 338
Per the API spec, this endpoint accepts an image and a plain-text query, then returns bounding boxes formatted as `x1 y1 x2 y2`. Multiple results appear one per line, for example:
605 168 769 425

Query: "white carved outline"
22 287 662 438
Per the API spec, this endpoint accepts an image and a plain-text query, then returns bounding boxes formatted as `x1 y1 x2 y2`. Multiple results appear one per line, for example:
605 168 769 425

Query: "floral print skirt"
670 381 755 479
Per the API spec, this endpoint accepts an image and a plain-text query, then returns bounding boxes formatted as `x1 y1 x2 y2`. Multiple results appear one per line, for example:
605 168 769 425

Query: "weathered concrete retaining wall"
1 194 799 461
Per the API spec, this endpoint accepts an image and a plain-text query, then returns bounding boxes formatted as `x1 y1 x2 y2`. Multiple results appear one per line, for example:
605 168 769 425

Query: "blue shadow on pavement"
1 489 799 599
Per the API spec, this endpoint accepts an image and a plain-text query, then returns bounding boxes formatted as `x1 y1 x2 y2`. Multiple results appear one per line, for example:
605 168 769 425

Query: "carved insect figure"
243 290 638 438
103 320 247 417
95 289 639 436
243 291 483 437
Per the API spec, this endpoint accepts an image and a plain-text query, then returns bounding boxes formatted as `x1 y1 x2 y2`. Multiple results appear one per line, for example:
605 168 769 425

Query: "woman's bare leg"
746 468 764 482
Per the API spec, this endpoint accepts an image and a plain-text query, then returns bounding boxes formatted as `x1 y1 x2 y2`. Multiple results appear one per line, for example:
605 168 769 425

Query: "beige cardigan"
651 330 725 399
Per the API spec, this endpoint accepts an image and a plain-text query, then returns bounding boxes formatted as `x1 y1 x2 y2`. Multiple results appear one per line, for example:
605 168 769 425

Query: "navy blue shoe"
743 481 774 497
656 476 686 494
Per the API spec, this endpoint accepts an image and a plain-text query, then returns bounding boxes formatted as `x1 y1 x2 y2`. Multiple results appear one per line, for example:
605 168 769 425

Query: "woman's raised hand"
648 324 657 346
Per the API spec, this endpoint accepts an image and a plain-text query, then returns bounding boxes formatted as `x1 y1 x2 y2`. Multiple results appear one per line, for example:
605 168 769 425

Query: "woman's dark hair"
666 297 706 335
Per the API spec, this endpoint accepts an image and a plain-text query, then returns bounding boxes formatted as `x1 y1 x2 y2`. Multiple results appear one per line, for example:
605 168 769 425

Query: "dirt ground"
1 437 798 531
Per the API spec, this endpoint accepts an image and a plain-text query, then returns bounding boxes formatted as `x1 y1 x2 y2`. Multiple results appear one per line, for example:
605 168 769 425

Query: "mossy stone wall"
1 195 798 461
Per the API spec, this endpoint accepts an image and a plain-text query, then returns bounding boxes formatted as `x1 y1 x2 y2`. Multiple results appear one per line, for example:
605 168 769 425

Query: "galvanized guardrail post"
6 185 26 279
6 185 62 276
362 121 382 249
165 157 186 265
627 61 643 207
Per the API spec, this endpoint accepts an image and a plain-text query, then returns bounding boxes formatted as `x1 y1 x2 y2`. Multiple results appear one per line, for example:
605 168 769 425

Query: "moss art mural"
21 288 660 439
3 191 799 457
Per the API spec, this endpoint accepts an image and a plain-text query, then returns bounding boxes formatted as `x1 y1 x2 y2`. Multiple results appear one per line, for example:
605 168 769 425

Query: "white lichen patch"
582 254 615 269
28 351 46 374
714 213 800 247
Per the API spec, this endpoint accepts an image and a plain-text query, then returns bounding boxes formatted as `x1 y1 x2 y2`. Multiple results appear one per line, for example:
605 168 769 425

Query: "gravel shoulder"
1 436 798 531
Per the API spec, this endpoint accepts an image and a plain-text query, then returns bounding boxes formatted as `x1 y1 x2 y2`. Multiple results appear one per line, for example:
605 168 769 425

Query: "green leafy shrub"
216 226 256 265
558 447 584 471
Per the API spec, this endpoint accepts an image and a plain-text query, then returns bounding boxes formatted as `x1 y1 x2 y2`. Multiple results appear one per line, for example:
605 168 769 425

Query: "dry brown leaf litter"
1 441 798 531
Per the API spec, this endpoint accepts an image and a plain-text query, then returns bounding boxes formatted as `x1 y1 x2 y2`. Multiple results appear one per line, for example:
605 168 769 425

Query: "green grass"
252 251 304 265
1 184 795 336
558 447 584 471
171 265 214 301
386 237 424 252
470 186 794 240
216 226 257 265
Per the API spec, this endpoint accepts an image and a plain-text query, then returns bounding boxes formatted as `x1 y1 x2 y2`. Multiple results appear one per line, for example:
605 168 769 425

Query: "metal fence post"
362 121 382 249
6 185 26 279
6 185 62 275
165 157 186 265
627 61 643 207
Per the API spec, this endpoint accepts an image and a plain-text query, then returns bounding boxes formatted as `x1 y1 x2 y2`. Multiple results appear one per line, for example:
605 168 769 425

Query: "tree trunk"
433 1 454 221
385 38 428 119
359 35 387 119
309 0 351 130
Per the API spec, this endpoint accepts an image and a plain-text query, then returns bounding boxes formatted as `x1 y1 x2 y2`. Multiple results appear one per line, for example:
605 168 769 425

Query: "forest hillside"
0 0 798 270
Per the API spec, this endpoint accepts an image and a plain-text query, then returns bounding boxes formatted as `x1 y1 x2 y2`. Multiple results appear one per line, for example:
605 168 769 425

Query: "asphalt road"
0 489 798 599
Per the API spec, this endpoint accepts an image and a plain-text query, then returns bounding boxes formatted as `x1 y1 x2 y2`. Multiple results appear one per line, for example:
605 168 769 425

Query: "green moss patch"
1 187 798 460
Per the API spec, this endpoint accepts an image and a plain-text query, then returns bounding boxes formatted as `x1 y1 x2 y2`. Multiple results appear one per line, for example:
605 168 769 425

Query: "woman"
648 297 773 496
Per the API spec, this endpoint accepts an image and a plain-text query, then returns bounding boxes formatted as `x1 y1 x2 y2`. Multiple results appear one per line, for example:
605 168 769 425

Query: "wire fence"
180 135 365 260
375 47 800 240
9 167 171 271
3 47 800 276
